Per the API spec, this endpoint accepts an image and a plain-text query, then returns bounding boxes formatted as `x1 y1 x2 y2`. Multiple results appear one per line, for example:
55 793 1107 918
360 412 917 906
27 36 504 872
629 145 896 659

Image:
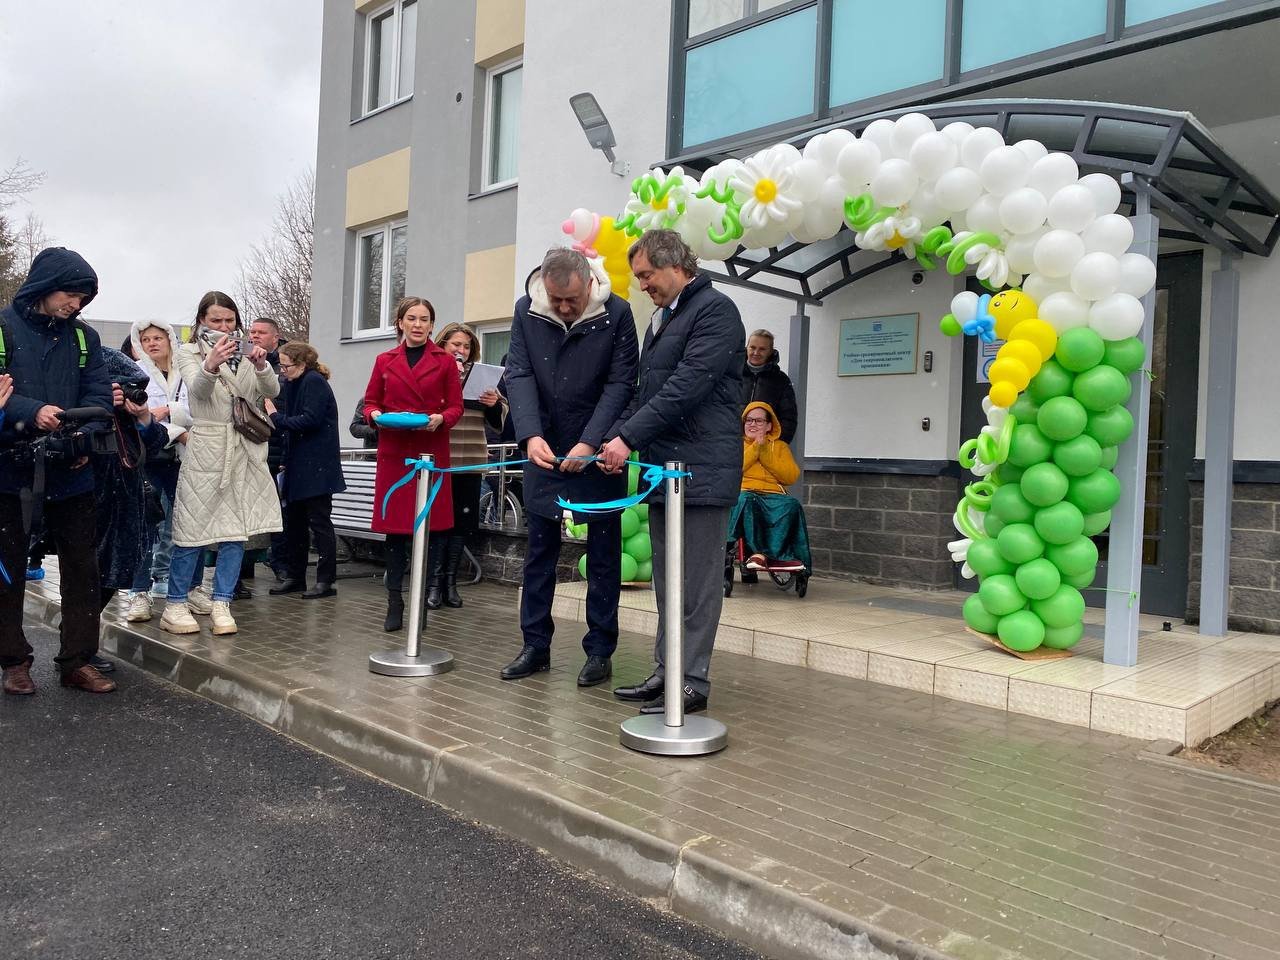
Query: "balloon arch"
560 112 1159 656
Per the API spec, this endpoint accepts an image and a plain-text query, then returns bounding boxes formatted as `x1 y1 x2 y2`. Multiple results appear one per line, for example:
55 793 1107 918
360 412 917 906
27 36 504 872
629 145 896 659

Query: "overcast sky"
0 0 322 323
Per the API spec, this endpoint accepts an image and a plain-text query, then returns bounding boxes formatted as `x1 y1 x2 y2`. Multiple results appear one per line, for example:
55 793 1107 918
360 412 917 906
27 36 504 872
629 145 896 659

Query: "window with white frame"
364 0 417 115
479 326 511 366
482 60 522 189
354 220 407 335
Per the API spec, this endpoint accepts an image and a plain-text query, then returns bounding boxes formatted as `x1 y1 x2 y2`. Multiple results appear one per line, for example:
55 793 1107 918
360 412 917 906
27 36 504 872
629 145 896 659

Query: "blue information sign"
837 314 919 376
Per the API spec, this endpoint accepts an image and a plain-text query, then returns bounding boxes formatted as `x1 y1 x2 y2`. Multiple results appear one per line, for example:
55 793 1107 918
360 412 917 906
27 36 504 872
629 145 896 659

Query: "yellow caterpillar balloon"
985 292 1057 408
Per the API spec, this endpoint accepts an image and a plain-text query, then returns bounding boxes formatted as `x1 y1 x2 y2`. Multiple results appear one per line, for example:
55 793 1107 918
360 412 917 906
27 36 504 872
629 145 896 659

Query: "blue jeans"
167 541 245 603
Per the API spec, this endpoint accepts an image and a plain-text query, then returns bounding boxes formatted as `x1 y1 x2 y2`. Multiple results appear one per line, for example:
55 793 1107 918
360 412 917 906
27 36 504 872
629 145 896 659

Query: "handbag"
217 364 274 444
142 478 166 526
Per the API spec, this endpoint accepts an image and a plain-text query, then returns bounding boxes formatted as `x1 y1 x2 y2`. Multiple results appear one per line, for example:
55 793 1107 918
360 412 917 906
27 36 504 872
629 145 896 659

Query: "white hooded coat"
129 319 192 450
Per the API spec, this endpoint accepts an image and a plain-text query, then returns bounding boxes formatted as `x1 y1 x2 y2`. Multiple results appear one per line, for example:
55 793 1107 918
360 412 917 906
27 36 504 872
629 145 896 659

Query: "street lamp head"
570 92 617 163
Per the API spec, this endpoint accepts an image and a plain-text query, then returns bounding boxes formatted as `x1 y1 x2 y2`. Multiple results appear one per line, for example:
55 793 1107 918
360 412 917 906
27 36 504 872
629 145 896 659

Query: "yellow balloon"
989 357 1031 391
988 290 1039 341
1008 318 1057 361
989 381 1019 408
997 339 1043 377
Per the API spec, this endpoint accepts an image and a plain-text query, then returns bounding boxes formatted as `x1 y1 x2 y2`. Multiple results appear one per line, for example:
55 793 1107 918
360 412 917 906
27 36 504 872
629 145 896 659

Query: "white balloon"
1070 252 1121 301
951 291 980 325
814 128 854 171
1033 229 1086 278
1023 272 1070 304
966 193 1004 235
1027 153 1080 199
1088 292 1145 340
861 119 899 159
941 121 975 147
1047 184 1097 233
1083 214 1135 257
790 158 826 202
908 132 958 182
933 166 983 212
1004 227 1046 274
1039 291 1092 331
980 146 1031 195
769 142 803 167
836 139 882 190
797 176 848 242
869 158 918 207
1116 252 1157 298
999 187 1049 235
1013 139 1048 165
960 127 1005 171
802 133 827 162
948 210 969 234
891 113 936 158
566 207 594 239
1079 173 1122 216
910 184 946 229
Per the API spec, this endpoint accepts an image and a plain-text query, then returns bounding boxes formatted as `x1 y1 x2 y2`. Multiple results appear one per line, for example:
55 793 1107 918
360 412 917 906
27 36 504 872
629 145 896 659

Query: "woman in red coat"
362 296 464 631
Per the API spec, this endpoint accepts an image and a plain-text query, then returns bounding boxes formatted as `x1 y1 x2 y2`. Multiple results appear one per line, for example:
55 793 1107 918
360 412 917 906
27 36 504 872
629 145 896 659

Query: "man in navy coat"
501 248 638 686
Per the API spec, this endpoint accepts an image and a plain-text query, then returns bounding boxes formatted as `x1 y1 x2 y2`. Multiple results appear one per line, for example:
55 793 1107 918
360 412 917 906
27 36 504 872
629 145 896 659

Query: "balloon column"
569 459 653 584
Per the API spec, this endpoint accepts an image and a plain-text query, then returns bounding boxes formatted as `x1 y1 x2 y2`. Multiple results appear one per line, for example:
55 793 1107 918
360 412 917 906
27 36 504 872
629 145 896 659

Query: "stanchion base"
368 647 455 677
619 714 728 756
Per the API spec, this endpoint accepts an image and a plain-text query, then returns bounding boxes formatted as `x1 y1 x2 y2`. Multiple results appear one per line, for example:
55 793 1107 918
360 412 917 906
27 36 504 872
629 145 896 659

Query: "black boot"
425 538 445 610
443 535 464 608
384 591 404 632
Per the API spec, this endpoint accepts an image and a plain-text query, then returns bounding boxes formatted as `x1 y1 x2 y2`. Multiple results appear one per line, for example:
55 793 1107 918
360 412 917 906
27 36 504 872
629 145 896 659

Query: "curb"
27 592 954 960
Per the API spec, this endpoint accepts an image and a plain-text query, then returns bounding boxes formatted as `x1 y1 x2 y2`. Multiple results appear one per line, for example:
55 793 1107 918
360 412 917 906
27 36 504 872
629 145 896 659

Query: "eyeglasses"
279 362 297 370
744 417 770 425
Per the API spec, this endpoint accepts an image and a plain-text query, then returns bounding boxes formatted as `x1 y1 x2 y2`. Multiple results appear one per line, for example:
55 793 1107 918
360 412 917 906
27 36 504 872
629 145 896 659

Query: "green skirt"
726 491 811 571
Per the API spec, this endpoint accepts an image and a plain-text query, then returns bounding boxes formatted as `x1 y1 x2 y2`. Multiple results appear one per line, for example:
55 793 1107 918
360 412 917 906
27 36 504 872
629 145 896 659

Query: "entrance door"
957 252 1202 617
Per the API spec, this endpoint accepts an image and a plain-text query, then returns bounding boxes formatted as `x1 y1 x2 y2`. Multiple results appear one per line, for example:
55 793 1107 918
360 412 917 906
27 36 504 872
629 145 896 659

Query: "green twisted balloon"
940 231 1002 276
842 193 894 232
913 226 954 271
695 179 744 245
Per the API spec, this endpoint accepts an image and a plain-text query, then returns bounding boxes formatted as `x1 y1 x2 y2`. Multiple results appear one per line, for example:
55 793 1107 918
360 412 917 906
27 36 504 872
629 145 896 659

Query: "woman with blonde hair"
267 341 346 599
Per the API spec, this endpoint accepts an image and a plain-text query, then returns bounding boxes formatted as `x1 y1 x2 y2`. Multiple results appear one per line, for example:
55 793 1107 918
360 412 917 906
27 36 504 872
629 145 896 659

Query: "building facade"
312 0 1280 630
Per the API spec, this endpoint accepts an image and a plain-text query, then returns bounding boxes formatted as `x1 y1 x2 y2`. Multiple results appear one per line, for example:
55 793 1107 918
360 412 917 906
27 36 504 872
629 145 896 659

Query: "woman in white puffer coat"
160 291 282 637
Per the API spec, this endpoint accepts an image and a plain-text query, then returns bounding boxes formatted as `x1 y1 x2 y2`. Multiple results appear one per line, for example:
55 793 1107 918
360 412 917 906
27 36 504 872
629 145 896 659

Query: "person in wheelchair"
727 402 811 575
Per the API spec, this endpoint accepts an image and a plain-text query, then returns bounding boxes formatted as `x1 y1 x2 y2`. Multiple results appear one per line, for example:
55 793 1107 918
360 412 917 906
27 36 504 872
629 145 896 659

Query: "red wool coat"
363 341 465 535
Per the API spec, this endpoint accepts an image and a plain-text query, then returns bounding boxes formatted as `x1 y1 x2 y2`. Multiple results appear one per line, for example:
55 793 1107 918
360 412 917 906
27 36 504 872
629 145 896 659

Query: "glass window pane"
488 66 522 185
1126 0 1217 25
829 0 945 107
961 0 1106 72
481 330 511 365
389 225 407 311
367 10 395 111
688 0 746 36
398 0 417 98
358 232 384 331
682 8 817 147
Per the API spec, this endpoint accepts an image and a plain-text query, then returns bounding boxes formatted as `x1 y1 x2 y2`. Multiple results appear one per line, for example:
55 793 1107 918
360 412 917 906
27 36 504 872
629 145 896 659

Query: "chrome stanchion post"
369 453 454 677
620 460 727 756
497 442 510 528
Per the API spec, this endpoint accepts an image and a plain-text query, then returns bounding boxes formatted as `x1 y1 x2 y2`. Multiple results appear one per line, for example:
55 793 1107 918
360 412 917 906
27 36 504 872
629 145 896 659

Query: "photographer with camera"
0 247 115 696
160 291 282 638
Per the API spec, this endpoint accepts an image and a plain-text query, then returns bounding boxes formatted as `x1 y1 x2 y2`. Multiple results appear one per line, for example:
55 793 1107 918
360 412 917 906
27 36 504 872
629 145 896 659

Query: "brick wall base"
1188 481 1280 634
474 529 583 586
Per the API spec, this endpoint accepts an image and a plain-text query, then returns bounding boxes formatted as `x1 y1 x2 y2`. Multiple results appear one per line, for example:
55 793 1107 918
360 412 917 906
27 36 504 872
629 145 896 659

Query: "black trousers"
0 492 101 676
519 510 620 657
282 494 337 585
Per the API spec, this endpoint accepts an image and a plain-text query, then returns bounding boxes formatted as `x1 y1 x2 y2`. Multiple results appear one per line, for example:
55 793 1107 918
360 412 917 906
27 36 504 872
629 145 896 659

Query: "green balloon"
1062 567 1097 589
1102 337 1145 375
1037 396 1088 442
1072 365 1131 412
1032 584 1085 629
620 553 639 582
1009 395 1040 425
1054 327 1105 373
998 610 1046 651
1099 446 1118 470
626 467 640 496
1046 537 1099 577
978 574 1026 617
620 508 640 539
1042 621 1084 650
577 554 589 579
1086 405 1134 447
635 504 649 521
1027 359 1075 405
983 513 1006 537
1081 510 1112 537
996 462 1025 485
624 533 652 562
1020 462 1069 507
1053 434 1103 477
635 560 653 582
963 593 1001 634
1008 423 1054 468
991 484 1036 525
1067 469 1121 514
967 538 1014 578
997 523 1045 565
1034 501 1085 545
1015 558 1061 601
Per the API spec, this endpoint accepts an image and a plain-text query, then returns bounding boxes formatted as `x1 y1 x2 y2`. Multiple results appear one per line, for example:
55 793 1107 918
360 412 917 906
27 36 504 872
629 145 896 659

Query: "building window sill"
468 181 518 201
352 95 412 126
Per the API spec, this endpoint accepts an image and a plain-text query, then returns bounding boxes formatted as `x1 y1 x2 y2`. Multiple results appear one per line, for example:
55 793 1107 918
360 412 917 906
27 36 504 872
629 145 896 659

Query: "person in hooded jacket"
0 247 116 695
348 397 378 448
741 329 798 444
728 401 811 575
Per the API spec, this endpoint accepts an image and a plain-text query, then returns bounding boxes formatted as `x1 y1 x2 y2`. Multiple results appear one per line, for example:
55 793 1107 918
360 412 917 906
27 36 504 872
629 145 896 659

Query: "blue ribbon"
380 455 690 532
0 559 10 587
962 293 996 343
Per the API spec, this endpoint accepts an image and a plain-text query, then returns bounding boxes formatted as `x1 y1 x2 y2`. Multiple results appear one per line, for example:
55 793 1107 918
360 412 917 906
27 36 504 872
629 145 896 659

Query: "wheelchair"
724 537 809 598
723 487 812 599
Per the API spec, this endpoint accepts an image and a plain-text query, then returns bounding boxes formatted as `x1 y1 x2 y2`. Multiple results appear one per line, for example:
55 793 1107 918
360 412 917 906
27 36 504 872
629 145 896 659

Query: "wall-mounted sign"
975 338 1006 384
837 314 919 377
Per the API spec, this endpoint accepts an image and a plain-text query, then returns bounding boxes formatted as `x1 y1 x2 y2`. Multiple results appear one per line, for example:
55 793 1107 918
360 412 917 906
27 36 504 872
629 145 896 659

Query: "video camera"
38 406 117 462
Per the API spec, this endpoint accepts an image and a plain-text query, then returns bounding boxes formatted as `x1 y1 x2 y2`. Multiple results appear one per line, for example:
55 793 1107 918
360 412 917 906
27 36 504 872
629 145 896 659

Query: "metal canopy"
671 99 1280 304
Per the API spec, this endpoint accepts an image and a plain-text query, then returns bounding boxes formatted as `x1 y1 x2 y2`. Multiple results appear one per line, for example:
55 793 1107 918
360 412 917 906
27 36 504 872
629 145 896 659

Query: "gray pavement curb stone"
25 591 953 960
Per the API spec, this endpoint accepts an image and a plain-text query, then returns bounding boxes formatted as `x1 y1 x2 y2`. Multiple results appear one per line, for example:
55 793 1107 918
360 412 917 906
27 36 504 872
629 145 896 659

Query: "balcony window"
960 0 1106 73
364 0 416 115
829 0 946 108
355 220 408 335
483 61 522 189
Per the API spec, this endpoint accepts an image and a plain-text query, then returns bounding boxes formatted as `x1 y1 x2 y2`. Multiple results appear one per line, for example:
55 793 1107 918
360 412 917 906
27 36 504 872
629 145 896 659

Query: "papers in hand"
463 362 504 401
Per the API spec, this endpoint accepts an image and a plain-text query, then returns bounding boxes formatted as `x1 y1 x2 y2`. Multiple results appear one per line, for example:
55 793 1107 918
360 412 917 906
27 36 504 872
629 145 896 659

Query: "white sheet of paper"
462 362 504 401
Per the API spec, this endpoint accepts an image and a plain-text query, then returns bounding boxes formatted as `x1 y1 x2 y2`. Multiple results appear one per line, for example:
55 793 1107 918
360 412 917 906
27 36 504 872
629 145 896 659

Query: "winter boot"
443 535 465 608
384 591 405 632
425 538 446 610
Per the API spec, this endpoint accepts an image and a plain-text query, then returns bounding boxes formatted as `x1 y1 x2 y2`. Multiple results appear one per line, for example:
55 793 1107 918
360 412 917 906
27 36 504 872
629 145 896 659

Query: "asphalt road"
2 623 763 960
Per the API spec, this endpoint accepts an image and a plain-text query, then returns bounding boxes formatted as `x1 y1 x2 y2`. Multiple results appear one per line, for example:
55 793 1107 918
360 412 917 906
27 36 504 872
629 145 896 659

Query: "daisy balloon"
617 166 694 236
729 148 803 233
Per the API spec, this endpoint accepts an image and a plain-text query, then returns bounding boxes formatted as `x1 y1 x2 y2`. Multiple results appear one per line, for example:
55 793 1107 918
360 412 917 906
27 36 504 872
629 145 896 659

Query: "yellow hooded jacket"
741 401 800 495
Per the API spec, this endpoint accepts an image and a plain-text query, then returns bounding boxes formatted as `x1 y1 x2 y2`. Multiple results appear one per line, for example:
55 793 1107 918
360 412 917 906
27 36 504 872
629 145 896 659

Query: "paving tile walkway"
24 571 1280 960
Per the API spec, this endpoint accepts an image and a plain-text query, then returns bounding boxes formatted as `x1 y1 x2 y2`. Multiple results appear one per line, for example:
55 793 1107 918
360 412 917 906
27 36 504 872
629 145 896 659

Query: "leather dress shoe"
612 673 664 702
3 662 35 696
639 684 707 715
89 654 116 674
269 579 305 596
61 664 117 694
233 582 253 600
301 582 337 599
576 655 612 687
500 644 550 680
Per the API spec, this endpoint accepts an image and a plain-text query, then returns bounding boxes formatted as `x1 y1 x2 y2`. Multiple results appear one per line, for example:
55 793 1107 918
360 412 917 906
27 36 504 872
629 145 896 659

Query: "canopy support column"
787 301 811 503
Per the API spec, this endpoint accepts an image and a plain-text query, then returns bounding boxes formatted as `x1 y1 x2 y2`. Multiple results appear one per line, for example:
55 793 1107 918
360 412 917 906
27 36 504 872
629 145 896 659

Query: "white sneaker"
160 601 199 634
186 587 213 615
210 600 238 636
125 593 153 622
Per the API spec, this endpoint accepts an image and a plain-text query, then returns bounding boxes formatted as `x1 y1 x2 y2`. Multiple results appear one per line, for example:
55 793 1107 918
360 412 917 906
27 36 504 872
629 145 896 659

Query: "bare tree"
0 159 48 306
0 159 44 209
237 169 314 341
